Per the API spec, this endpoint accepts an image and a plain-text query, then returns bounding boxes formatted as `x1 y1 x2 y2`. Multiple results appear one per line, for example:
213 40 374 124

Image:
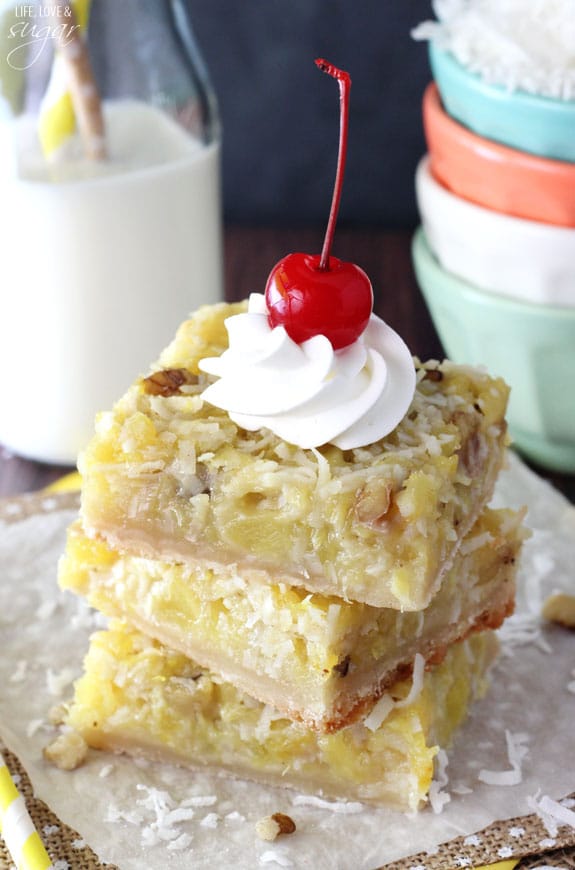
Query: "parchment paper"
0 452 574 869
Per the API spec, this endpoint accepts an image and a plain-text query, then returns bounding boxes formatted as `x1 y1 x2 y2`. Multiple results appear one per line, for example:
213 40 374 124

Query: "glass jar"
0 0 223 463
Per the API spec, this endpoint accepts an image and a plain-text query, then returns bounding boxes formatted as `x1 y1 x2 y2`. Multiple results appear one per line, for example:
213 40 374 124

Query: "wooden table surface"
1 225 573 502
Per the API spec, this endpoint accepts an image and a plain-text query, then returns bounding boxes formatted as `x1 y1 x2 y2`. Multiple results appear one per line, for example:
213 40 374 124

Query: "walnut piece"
43 730 88 770
542 593 575 629
48 702 69 726
452 410 488 478
255 812 297 841
142 368 198 397
355 479 393 526
332 655 351 677
423 368 443 382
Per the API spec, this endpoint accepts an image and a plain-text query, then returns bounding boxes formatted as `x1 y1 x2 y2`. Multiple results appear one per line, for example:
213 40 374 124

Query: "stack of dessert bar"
58 301 525 812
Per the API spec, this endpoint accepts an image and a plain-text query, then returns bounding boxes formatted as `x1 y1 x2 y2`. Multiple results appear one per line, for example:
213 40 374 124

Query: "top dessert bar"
79 301 509 609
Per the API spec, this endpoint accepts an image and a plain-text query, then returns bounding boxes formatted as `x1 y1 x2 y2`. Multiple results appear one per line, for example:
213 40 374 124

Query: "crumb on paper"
452 784 473 795
26 718 46 738
255 812 296 841
46 666 77 698
36 598 58 621
166 832 193 852
200 812 219 829
43 730 88 770
9 659 28 683
48 702 69 726
542 592 575 629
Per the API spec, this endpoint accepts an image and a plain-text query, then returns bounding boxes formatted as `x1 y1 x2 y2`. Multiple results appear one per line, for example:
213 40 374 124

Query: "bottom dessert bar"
65 623 498 812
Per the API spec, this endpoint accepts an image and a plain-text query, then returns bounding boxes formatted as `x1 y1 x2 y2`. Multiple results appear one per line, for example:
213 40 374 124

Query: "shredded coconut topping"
412 0 575 99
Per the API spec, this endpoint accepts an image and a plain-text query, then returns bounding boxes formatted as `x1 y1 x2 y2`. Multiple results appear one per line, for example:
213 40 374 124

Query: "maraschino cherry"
265 58 373 351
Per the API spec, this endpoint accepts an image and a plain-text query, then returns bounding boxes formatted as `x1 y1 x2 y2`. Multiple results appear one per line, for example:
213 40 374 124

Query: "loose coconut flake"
291 794 364 814
364 653 425 732
259 848 293 867
429 749 451 814
527 791 575 838
498 612 552 655
478 730 529 787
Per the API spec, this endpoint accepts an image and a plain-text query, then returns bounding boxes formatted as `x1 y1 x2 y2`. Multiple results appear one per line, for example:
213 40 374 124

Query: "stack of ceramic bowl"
412 41 575 473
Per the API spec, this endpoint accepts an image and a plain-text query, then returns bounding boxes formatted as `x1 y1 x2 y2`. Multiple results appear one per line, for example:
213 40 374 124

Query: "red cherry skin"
265 252 373 350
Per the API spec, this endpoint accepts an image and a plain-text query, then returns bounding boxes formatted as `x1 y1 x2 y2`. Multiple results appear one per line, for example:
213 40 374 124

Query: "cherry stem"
315 58 351 272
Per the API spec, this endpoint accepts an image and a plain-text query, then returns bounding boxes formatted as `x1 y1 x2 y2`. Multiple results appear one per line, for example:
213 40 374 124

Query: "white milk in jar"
0 100 223 463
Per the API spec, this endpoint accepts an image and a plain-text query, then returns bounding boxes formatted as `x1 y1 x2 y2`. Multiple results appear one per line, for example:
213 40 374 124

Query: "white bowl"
415 156 575 307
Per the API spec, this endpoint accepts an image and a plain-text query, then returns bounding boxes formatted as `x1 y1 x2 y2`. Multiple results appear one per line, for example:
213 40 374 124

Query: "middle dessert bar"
59 508 523 732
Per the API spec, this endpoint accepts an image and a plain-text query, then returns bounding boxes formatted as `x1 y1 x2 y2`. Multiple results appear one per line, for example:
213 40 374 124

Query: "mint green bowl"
412 227 575 473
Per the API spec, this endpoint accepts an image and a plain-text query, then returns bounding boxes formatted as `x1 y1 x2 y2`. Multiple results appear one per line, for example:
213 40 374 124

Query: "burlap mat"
383 795 575 868
1 492 574 869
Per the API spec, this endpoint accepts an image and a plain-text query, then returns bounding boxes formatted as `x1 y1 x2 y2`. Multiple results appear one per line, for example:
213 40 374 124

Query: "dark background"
186 0 433 228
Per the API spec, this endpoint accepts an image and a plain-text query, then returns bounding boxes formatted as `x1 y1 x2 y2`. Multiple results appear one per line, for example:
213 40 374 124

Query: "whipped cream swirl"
199 294 416 450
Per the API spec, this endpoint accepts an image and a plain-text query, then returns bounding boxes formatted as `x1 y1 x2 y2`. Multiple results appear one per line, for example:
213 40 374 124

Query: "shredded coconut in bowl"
412 0 575 99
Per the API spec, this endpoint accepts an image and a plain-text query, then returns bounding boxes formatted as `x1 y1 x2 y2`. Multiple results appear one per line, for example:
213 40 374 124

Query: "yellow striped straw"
38 0 91 160
0 752 52 870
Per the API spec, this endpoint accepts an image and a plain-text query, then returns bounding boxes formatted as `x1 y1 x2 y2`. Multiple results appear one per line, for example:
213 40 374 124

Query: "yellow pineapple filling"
67 624 497 812
79 301 509 610
59 508 522 730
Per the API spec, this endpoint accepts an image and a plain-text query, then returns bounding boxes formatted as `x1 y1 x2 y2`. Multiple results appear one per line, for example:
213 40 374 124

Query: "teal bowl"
429 43 575 163
412 227 575 473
